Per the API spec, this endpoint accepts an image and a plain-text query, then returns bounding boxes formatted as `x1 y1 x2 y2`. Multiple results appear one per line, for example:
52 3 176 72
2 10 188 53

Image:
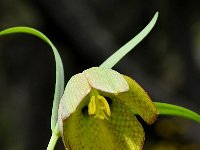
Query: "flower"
58 67 158 150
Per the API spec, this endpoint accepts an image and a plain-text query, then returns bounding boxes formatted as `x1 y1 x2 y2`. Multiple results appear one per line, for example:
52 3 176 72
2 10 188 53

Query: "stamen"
88 96 96 115
88 91 111 120
97 95 111 117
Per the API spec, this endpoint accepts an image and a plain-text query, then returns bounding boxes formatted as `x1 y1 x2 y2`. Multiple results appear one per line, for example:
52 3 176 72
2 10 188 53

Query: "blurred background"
0 0 200 149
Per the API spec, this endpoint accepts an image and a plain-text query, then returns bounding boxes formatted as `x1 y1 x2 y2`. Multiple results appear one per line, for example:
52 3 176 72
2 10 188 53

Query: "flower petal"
61 96 144 150
106 98 145 150
62 98 115 149
83 67 129 94
58 73 91 134
117 75 158 124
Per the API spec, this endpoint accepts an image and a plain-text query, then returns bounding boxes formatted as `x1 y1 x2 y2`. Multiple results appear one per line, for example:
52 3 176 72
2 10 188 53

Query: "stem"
47 123 60 150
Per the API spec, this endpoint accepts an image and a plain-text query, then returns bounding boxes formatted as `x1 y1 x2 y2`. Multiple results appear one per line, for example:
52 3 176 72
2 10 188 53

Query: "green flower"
58 67 158 150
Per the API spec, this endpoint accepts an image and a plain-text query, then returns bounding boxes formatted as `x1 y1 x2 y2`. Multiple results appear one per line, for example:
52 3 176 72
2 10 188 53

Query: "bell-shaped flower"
58 67 158 150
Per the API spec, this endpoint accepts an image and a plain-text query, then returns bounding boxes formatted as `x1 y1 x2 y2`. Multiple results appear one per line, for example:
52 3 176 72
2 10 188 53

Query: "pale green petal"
58 73 91 128
117 75 158 125
61 96 144 150
59 67 129 127
83 67 129 94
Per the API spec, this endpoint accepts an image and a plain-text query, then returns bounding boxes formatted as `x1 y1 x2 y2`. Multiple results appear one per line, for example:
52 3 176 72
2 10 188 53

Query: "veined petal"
106 99 144 150
58 67 129 134
58 73 91 134
83 67 129 94
62 105 115 149
116 75 158 125
62 96 144 150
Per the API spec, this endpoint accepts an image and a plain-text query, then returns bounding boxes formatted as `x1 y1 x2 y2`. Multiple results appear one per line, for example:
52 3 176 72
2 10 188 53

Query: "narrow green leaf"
100 12 158 69
0 27 65 131
155 102 200 123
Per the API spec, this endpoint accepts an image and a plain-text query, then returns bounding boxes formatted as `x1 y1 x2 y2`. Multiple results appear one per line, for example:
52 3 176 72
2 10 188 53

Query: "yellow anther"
97 95 111 117
88 96 96 115
88 93 111 120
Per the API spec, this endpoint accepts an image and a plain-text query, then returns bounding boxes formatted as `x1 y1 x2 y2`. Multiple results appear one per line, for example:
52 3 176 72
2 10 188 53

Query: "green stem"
47 123 60 150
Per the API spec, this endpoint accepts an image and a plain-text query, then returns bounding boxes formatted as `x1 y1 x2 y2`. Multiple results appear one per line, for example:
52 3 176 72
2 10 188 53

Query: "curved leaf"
0 27 65 131
100 12 158 69
155 102 200 123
